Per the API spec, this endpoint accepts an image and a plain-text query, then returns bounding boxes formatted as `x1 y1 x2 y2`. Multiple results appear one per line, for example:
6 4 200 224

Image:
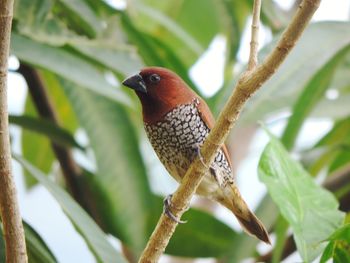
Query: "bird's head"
122 67 197 123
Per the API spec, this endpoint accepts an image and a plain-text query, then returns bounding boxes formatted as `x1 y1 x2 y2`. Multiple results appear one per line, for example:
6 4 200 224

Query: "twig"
0 0 28 262
138 0 321 262
17 63 87 208
247 0 262 71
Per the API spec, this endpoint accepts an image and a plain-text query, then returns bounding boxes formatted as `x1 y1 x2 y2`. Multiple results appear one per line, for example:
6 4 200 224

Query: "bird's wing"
196 98 233 168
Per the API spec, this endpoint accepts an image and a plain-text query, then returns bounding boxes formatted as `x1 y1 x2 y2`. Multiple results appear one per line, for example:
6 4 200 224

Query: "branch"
247 0 262 71
17 63 87 208
0 0 28 262
138 0 321 262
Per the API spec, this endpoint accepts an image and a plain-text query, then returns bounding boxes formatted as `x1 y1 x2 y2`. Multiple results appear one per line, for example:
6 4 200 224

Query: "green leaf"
10 115 83 150
120 14 201 95
21 69 79 188
15 156 127 263
320 224 350 263
329 151 350 173
258 134 345 262
315 117 350 148
148 196 236 258
129 0 222 66
13 0 88 46
57 0 102 36
24 221 57 263
133 3 203 56
61 79 152 253
0 225 4 262
70 42 143 76
168 209 236 257
14 0 52 26
312 53 350 119
11 33 132 106
307 117 350 175
281 46 350 150
22 95 55 188
241 22 350 123
272 216 289 263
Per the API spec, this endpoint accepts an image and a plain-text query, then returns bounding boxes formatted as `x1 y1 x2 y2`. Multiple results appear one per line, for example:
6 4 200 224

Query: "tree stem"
247 0 261 71
0 0 28 262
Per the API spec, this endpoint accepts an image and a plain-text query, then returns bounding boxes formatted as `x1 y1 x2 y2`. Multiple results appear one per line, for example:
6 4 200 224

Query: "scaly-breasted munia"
123 67 270 244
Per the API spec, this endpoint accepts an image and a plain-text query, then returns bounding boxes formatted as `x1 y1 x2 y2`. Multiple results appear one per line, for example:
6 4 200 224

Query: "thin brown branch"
138 0 321 262
17 63 86 207
247 0 262 71
0 0 28 262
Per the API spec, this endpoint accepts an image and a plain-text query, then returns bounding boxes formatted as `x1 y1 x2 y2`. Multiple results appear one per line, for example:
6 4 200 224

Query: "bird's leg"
209 164 224 187
194 144 218 177
193 143 209 169
210 166 219 182
163 194 187 224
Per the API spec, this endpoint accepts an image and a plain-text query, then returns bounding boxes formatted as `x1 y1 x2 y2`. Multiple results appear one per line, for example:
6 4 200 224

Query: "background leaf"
240 22 350 123
320 224 350 263
60 78 153 253
0 224 4 262
149 196 237 258
16 156 127 263
258 134 345 262
281 45 350 150
57 0 102 36
24 221 57 263
10 115 83 150
11 33 132 106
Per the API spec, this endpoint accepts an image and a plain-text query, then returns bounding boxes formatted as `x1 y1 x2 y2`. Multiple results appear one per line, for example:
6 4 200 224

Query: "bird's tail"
219 184 271 244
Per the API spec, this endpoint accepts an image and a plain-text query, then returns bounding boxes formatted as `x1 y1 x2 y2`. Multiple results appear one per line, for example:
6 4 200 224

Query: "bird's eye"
149 74 161 83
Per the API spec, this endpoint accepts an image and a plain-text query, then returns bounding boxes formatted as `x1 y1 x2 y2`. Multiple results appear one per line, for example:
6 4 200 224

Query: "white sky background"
7 1 350 262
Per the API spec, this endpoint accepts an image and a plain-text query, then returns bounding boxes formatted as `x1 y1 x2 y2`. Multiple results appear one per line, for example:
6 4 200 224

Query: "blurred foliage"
7 0 350 262
320 224 350 263
259 133 344 262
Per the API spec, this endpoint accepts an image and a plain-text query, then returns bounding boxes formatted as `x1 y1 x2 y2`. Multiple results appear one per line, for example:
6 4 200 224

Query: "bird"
122 67 270 244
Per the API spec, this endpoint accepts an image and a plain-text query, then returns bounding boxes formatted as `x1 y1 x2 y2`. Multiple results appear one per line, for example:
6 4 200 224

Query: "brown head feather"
136 67 197 124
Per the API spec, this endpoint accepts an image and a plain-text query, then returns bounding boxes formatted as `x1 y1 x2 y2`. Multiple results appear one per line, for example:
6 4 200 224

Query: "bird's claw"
163 194 187 224
194 144 209 169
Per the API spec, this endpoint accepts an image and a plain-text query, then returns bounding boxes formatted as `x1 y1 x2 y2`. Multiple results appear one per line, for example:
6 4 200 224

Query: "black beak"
122 74 147 93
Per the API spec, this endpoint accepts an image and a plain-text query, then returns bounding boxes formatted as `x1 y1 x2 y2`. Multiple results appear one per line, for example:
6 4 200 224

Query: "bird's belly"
144 103 232 197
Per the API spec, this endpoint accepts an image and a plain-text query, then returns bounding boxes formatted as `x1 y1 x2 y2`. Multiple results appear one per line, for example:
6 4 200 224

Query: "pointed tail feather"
219 184 271 244
234 209 271 244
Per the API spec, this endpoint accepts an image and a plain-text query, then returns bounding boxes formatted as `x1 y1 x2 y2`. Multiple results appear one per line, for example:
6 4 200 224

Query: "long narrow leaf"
240 22 350 123
11 33 131 107
281 46 350 149
23 221 57 263
61 78 153 253
10 115 84 150
15 156 127 263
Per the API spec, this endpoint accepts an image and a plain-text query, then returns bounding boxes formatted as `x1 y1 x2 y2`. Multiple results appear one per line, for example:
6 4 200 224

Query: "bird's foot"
210 166 218 181
163 194 187 224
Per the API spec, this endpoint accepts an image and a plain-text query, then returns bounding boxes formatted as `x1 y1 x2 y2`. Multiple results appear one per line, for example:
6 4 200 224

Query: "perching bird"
122 67 270 244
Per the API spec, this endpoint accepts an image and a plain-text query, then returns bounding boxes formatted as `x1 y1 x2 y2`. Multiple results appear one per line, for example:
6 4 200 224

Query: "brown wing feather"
196 97 233 168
